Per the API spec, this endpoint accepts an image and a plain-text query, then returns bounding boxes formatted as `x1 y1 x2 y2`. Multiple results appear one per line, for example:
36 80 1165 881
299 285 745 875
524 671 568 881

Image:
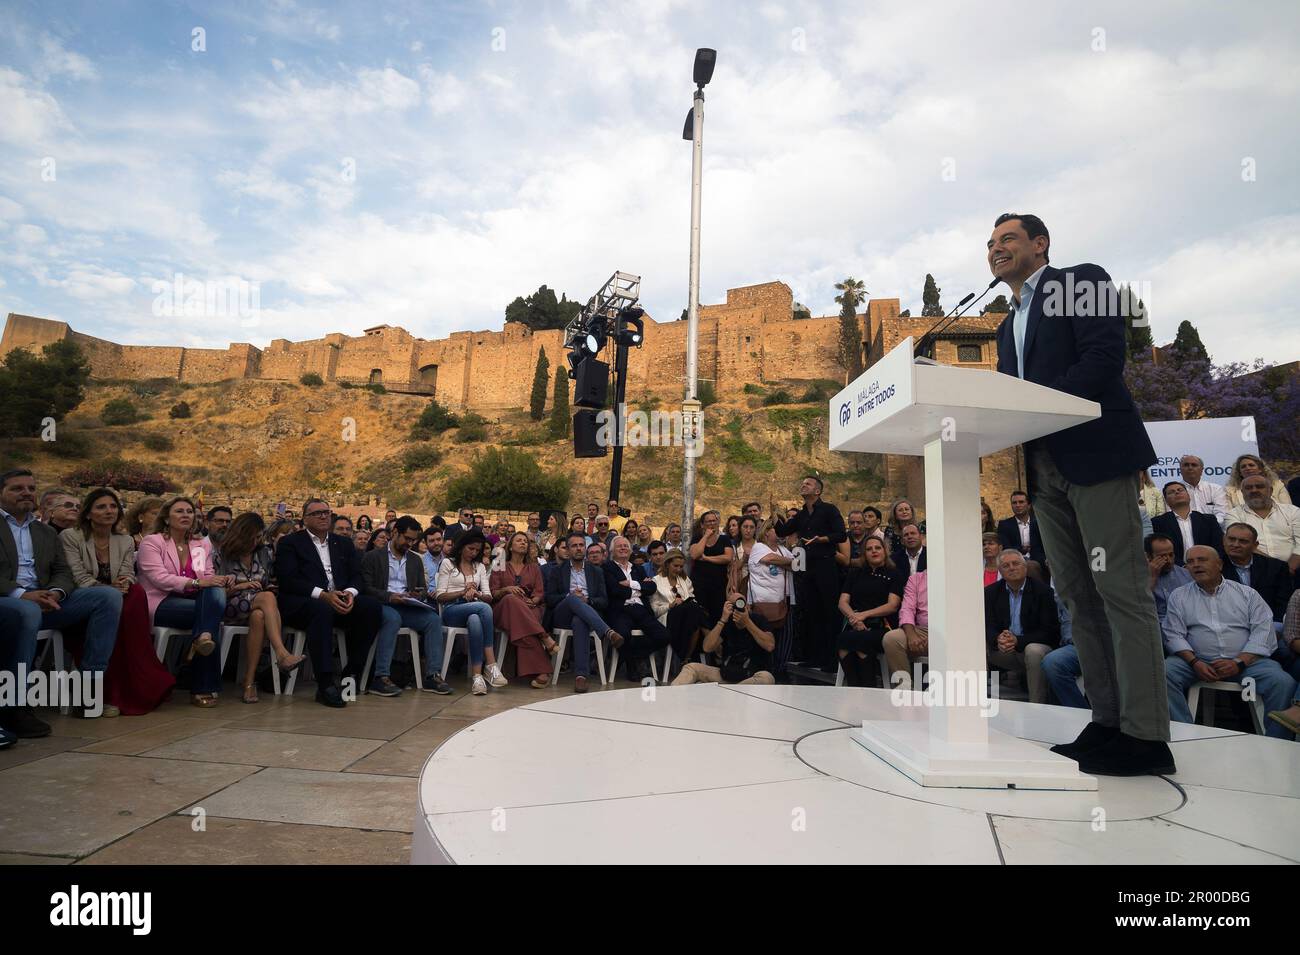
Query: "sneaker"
471 674 488 696
422 674 454 695
0 726 15 749
368 677 402 698
485 663 508 688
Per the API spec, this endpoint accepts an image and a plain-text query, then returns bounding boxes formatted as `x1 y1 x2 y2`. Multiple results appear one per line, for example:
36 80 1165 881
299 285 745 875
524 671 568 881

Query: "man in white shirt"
1180 455 1228 526
1225 475 1300 575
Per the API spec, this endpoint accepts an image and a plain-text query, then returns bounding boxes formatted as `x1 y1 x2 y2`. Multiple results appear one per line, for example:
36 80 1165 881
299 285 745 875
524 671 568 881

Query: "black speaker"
573 409 607 458
573 358 609 409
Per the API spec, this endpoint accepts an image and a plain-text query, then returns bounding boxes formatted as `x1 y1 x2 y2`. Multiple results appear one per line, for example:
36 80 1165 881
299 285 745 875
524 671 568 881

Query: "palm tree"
834 277 867 311
834 277 868 382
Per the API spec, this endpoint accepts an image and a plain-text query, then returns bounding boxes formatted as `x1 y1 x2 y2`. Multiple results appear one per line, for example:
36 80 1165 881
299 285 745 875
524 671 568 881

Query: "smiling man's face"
987 218 1046 285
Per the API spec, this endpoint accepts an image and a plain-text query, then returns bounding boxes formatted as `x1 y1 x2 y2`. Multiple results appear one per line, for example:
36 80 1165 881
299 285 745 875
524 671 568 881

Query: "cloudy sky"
1 0 1297 364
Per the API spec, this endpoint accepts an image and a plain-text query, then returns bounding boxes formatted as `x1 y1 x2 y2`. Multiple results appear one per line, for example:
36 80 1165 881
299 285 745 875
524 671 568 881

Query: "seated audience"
862 506 886 542
882 570 928 689
637 540 667 582
137 496 227 708
837 510 870 568
670 591 776 686
40 488 80 531
1224 475 1300 574
445 508 474 543
361 515 449 697
980 500 997 535
273 498 381 708
650 548 709 665
544 532 620 694
586 541 606 566
542 537 569 587
1276 590 1300 683
996 490 1047 566
1137 470 1167 534
588 514 615 551
356 514 373 533
125 495 163 549
353 528 371 552
490 531 557 688
60 487 172 716
603 536 669 683
984 550 1060 703
368 527 390 553
634 522 655 554
836 537 903 687
421 527 444 592
1145 534 1193 632
206 506 233 549
1225 453 1292 510
266 518 295 554
1221 521 1294 633
891 522 927 586
1152 481 1223 565
434 528 505 696
216 512 304 704
332 515 354 539
982 532 1002 586
662 522 683 550
1163 546 1296 739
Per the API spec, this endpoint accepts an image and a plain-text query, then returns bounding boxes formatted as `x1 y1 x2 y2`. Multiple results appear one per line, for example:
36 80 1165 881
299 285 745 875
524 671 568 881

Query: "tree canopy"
0 340 90 439
504 285 584 331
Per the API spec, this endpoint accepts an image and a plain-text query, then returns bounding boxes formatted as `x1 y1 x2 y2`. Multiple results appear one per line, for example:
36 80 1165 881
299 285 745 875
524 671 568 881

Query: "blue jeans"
1164 655 1297 739
154 588 228 694
552 595 612 678
0 587 121 674
441 601 494 667
1273 643 1300 683
378 602 444 680
1041 644 1089 709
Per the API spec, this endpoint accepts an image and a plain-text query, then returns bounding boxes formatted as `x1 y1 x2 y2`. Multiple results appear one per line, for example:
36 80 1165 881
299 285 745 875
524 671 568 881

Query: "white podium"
829 337 1100 790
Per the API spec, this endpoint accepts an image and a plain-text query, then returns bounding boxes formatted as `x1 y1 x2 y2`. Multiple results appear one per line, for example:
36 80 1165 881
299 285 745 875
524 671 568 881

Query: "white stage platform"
411 685 1300 865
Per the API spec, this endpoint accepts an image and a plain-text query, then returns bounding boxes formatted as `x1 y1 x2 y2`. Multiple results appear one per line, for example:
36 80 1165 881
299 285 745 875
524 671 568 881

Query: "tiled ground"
0 670 633 865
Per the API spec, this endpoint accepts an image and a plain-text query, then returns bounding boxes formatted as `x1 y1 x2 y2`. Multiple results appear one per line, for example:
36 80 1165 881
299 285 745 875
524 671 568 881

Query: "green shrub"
168 400 192 419
411 399 460 438
130 377 174 398
719 434 776 472
798 379 839 403
402 443 442 473
365 383 387 394
761 389 794 406
64 457 174 495
338 380 355 389
698 380 718 407
455 412 488 443
300 372 324 387
142 433 174 452
742 383 765 395
444 447 570 512
45 431 93 459
101 398 141 425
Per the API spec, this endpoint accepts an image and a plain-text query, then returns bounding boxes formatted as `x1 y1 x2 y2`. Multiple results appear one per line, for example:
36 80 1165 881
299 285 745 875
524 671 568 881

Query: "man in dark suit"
603 536 668 682
990 212 1172 776
890 522 927 588
1222 521 1294 629
1152 481 1224 565
0 469 121 735
444 506 474 544
544 531 617 693
275 497 381 707
983 550 1061 703
996 489 1047 566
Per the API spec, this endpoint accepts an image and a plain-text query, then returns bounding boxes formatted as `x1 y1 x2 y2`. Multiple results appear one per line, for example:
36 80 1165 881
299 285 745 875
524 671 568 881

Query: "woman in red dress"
59 488 175 715
489 532 557 688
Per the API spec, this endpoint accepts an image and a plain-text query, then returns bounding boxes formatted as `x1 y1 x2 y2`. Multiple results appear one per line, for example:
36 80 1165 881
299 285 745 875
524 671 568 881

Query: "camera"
616 506 631 518
732 597 747 613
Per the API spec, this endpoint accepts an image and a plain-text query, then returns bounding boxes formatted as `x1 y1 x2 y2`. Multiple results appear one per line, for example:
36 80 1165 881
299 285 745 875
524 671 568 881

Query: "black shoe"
1049 721 1120 761
0 706 51 739
422 674 454 695
0 725 15 749
1078 733 1176 777
315 684 346 708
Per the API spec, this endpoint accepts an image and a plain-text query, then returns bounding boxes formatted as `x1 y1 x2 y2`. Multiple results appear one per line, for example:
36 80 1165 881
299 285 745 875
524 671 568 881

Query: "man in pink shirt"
882 570 928 689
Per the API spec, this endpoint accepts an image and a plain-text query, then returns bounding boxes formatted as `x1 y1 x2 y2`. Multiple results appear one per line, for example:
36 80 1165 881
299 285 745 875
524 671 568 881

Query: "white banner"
1144 416 1257 482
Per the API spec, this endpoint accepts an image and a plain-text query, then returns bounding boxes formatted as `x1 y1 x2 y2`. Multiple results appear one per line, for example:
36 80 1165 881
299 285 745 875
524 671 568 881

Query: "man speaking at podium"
988 213 1174 776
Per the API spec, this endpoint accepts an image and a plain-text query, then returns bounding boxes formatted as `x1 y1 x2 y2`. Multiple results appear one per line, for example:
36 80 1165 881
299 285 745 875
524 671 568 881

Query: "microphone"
912 279 999 359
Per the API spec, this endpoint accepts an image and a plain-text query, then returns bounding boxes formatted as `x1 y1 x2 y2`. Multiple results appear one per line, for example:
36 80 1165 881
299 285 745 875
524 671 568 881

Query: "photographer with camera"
670 590 776 686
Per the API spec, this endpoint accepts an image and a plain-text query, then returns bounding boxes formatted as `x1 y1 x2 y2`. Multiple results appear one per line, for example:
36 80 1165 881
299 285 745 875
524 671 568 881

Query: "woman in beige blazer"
59 488 174 714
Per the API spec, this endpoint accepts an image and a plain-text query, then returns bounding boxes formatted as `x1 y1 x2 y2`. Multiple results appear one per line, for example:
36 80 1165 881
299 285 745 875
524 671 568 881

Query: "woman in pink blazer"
136 497 229 706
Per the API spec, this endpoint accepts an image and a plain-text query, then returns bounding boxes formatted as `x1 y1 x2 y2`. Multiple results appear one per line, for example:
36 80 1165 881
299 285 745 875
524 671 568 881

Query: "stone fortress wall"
2 281 1023 508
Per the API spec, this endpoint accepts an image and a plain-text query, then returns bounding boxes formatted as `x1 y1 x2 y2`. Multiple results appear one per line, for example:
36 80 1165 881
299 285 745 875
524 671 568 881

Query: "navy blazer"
1151 511 1223 566
602 560 657 615
891 545 927 588
274 530 365 598
1223 553 1294 623
996 516 1047 566
544 559 609 613
983 576 1061 652
995 263 1155 486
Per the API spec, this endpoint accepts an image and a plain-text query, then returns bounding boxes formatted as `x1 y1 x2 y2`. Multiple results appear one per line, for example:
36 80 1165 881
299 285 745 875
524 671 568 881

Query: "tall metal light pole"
681 48 715 557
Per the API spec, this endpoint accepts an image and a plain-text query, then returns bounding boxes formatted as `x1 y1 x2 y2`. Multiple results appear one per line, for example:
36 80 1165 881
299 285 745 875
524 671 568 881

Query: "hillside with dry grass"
2 375 884 524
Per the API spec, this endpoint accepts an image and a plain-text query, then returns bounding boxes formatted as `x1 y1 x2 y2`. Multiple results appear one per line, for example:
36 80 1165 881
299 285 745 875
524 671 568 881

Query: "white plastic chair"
361 627 423 691
152 626 191 666
35 629 72 714
218 625 246 674
608 630 672 684
280 628 348 695
551 627 610 686
439 626 471 681
878 653 929 688
1187 680 1267 735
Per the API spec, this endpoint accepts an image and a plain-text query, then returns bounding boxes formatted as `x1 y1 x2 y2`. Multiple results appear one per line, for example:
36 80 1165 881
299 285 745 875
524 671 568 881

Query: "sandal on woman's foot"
277 653 306 674
530 675 551 689
193 633 216 657
605 629 625 649
242 684 259 704
191 693 218 708
542 638 559 657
